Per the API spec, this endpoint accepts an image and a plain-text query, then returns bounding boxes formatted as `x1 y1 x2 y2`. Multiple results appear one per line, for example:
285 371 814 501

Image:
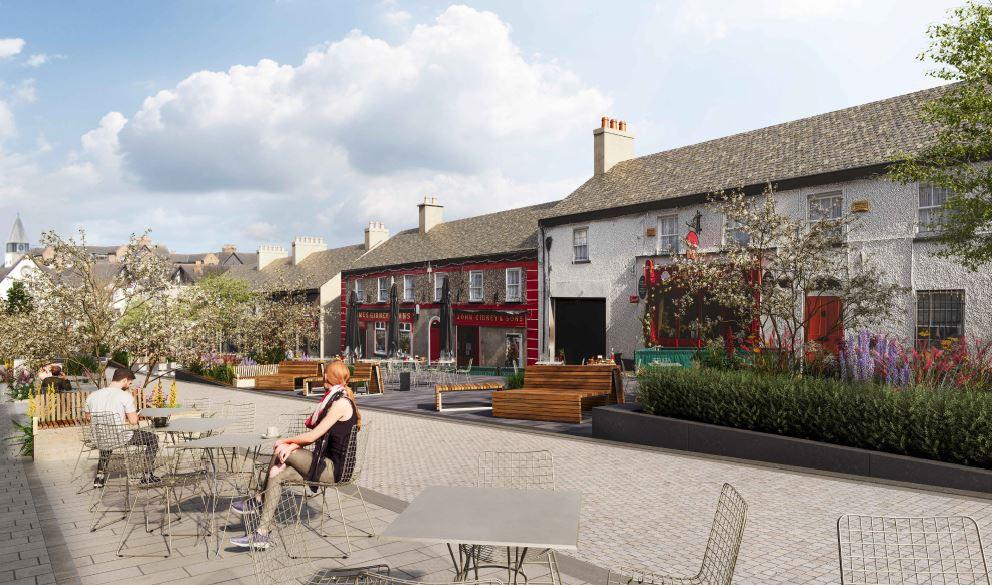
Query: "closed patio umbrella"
346 290 360 361
387 282 400 357
439 276 453 360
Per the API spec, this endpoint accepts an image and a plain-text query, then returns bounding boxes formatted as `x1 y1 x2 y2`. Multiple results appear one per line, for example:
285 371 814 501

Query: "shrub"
638 366 992 468
504 371 525 389
5 417 34 457
65 354 100 377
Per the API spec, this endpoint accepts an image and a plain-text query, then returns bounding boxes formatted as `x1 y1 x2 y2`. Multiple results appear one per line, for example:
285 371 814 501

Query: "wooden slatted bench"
351 361 384 395
254 360 323 391
434 381 504 412
491 364 621 424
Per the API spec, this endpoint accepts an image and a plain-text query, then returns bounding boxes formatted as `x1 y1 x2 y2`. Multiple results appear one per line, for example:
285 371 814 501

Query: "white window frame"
398 322 412 356
918 183 951 234
724 216 750 247
573 227 589 262
916 289 965 346
808 191 844 240
505 268 522 302
373 322 386 355
434 273 446 302
403 274 415 302
657 213 679 254
377 276 389 303
354 279 364 302
469 270 484 302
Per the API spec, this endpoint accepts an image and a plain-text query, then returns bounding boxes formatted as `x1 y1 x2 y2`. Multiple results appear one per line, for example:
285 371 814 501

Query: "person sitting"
230 360 361 550
40 364 72 393
85 368 160 487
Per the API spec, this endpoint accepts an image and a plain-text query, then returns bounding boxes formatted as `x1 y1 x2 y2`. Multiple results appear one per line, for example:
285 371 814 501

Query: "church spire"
5 214 30 268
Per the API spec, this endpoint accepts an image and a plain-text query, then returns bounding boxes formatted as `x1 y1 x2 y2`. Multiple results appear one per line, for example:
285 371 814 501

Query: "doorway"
457 326 480 368
429 318 440 362
805 296 843 352
552 298 606 364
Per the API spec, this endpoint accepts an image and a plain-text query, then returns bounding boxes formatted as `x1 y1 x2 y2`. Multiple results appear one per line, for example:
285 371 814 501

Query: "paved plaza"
5 379 992 584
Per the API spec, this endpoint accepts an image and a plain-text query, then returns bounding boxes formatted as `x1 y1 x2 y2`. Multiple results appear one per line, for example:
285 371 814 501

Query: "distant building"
341 197 553 368
4 215 29 269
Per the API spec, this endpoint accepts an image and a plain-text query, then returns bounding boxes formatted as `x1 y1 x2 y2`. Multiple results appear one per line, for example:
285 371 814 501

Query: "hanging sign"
685 231 700 260
637 275 647 299
454 311 526 328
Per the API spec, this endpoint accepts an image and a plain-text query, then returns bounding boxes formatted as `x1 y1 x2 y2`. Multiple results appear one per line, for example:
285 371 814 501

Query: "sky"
0 0 964 252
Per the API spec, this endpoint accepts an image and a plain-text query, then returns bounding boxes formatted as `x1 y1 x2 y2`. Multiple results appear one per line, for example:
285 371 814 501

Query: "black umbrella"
439 276 453 359
345 290 360 361
387 282 400 357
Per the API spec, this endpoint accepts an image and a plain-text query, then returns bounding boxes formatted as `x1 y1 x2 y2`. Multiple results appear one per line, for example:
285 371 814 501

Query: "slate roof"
224 244 366 291
347 201 558 273
544 85 949 222
7 216 28 244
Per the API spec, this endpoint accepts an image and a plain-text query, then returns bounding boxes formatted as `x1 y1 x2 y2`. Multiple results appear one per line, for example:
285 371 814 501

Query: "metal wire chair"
216 401 257 434
363 574 503 585
109 416 208 558
476 450 558 584
70 422 100 489
181 396 212 415
244 483 389 585
837 515 991 585
284 422 376 559
87 411 131 530
607 483 748 585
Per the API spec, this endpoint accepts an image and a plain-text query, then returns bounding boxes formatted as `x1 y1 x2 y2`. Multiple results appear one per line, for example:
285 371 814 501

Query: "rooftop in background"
347 201 558 273
225 243 367 291
543 84 949 223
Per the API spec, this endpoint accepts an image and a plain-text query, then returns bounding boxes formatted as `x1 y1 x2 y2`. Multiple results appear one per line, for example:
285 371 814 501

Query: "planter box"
174 369 233 387
35 422 79 462
592 403 992 494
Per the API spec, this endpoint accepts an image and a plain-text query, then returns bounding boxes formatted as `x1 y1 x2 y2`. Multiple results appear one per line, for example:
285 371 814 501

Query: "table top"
179 433 274 450
380 486 580 550
159 417 234 434
139 407 196 418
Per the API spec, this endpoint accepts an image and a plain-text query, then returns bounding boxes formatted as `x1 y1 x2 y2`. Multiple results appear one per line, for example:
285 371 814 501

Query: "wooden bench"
435 382 504 412
351 361 384 395
33 389 152 429
254 360 323 391
491 364 622 424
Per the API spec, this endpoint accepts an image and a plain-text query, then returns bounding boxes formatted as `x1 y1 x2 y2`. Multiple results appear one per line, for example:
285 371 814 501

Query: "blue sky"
0 0 962 252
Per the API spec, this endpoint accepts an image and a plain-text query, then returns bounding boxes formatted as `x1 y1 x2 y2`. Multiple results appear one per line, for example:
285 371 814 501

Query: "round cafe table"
160 417 233 437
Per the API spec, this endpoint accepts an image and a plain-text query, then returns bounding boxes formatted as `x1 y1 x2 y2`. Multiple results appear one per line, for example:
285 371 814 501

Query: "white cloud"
25 53 66 68
379 0 412 28
13 79 36 103
244 221 278 240
0 100 15 141
0 38 25 59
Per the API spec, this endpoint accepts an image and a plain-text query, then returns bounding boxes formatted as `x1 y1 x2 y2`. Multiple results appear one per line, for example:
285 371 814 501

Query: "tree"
645 186 905 373
889 1 992 271
4 281 32 314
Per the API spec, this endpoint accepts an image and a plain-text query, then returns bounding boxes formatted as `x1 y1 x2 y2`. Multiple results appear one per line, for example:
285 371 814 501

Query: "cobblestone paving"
1 410 58 585
190 381 992 585
18 380 992 585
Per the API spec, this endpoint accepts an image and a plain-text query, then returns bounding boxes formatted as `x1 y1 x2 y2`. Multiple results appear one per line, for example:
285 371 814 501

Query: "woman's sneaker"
93 473 106 488
230 532 271 550
230 498 261 515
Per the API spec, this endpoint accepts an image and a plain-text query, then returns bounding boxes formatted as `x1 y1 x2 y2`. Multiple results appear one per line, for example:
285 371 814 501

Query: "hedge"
638 367 992 469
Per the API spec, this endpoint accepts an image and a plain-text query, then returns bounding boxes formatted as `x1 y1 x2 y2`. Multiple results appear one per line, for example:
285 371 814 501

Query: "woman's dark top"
324 396 358 483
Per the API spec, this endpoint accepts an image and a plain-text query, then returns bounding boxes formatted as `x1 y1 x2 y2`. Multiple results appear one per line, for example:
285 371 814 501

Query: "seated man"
40 364 72 393
85 368 159 487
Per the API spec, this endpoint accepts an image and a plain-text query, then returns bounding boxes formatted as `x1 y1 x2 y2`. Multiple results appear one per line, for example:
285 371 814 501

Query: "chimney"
418 196 444 235
292 236 326 266
221 244 237 254
364 221 389 251
594 117 635 176
257 244 288 270
194 259 204 276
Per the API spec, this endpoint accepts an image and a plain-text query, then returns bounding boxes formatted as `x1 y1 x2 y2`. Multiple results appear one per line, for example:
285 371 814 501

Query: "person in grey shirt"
85 368 159 487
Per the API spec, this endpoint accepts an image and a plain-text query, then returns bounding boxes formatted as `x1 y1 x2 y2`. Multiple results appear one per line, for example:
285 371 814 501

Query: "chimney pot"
601 116 608 129
594 116 635 176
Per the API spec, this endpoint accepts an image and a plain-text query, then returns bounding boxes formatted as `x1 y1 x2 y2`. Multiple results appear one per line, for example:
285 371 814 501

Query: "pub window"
505 268 522 302
399 322 412 356
374 322 386 355
658 214 679 253
469 271 484 302
377 277 389 303
573 227 589 262
354 279 364 302
403 274 415 302
434 273 446 302
919 183 952 233
724 217 750 247
808 191 844 241
916 290 964 346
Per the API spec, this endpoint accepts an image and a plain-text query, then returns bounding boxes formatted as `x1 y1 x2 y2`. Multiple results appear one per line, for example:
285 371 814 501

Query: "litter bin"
399 371 411 392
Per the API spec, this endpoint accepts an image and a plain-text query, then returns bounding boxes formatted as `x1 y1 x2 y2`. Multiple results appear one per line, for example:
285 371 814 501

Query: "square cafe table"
139 407 196 418
381 485 580 582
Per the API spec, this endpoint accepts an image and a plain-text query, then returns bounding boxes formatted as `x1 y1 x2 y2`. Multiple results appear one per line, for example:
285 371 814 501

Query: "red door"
429 320 440 362
805 296 843 352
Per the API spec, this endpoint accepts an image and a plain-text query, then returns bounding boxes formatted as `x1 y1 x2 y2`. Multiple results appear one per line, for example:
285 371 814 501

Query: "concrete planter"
592 403 992 494
174 369 233 387
34 422 79 462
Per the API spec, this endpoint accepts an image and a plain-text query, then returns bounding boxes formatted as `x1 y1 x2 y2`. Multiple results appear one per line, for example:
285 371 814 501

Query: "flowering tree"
645 185 905 372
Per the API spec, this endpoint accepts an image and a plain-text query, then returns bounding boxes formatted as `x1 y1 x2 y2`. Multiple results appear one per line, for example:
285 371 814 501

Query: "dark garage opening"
552 297 606 364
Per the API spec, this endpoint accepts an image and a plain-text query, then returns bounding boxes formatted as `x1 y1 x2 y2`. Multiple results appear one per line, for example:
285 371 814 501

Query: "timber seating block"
434 382 504 412
351 361 384 395
491 364 621 423
253 360 322 391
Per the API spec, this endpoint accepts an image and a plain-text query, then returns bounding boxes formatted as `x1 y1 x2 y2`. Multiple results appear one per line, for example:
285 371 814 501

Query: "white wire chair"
284 422 376 559
70 422 100 490
87 411 131 531
837 515 990 585
607 483 748 585
244 485 389 585
476 450 558 585
216 401 257 434
180 396 212 416
363 574 503 585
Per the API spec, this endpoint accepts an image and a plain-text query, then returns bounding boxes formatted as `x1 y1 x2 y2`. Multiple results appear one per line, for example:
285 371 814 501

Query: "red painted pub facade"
340 258 540 368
